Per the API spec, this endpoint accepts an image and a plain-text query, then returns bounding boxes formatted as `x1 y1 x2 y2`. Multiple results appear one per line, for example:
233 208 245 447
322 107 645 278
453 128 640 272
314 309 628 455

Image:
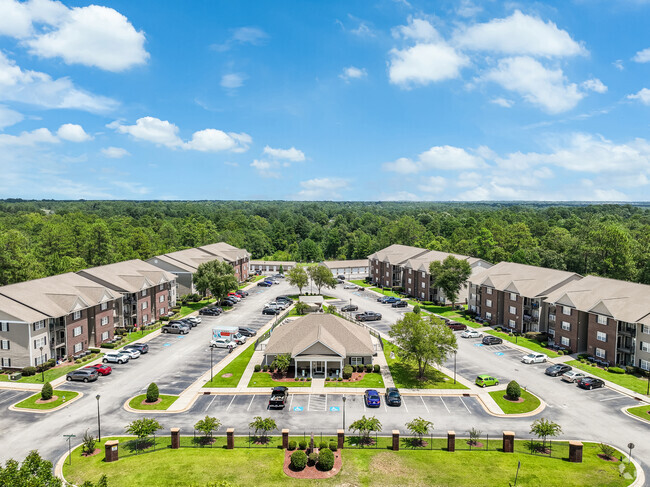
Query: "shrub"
82 430 97 455
608 366 625 374
89 348 100 353
160 316 170 321
254 365 261 372
319 441 328 450
317 448 334 471
307 377 312 382
308 452 319 466
599 443 616 459
342 365 353 379
626 366 638 375
146 382 160 403
329 441 337 451
337 377 342 382
21 366 36 376
288 440 297 451
325 377 330 381
413 304 421 314
506 380 521 400
290 450 307 470
540 342 548 347
41 382 53 400
577 353 589 360
263 365 269 372
75 359 81 364
495 327 502 332
101 343 116 349
299 440 307 450
365 364 373 373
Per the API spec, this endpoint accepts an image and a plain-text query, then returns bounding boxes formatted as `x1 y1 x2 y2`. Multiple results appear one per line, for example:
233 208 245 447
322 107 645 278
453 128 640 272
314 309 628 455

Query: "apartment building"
322 260 369 279
199 243 250 282
470 262 582 334
0 273 121 368
368 244 432 289
545 276 650 368
250 260 297 274
79 260 176 328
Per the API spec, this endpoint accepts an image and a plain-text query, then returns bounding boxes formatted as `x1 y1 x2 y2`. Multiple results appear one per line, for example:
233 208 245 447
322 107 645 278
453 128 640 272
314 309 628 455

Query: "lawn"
383 340 468 390
407 302 482 329
483 330 560 358
179 299 215 317
325 373 385 388
626 404 650 423
488 389 541 414
248 372 312 387
566 360 650 395
350 279 371 287
370 287 402 298
128 394 179 410
14 390 79 410
203 341 256 388
62 437 635 487
120 326 161 347
0 357 103 384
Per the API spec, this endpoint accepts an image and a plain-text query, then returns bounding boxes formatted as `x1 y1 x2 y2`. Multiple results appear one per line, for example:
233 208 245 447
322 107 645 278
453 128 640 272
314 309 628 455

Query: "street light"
96 394 101 441
453 351 457 385
342 395 347 431
39 346 44 383
210 346 214 383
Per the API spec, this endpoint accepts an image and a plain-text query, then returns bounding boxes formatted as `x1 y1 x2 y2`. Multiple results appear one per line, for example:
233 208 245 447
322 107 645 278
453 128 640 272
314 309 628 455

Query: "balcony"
523 314 538 324
617 323 637 337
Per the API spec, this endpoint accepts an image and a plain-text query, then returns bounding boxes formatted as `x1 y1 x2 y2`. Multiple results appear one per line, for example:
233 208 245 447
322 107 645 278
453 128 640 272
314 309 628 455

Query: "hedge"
607 366 625 374
290 450 307 470
506 380 521 400
342 365 353 380
317 448 334 471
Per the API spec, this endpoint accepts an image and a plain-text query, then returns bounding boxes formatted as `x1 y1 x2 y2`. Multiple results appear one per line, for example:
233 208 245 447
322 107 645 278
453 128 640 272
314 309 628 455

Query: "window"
643 325 650 335
143 314 148 323
142 302 148 310
561 336 570 346
549 314 556 322
159 284 164 291
421 292 425 298
485 312 492 320
385 271 389 277
421 282 425 289
597 315 607 325
547 328 555 337
486 287 493 295
562 306 571 316
141 289 147 297
641 341 650 353
33 321 45 331
101 316 109 326
100 302 108 311
408 269 412 274
509 306 516 314
73 326 82 337
486 299 492 307
35 353 47 366
641 359 650 372
597 331 607 342
159 295 165 303
595 348 606 359
1 358 9 367
101 331 109 341
350 357 363 366
73 310 81 320
0 322 8 332
159 308 165 315
510 293 517 301
33 336 47 348
74 342 83 353
509 319 516 328
421 272 425 278
407 278 412 284
561 321 571 331
0 340 9 350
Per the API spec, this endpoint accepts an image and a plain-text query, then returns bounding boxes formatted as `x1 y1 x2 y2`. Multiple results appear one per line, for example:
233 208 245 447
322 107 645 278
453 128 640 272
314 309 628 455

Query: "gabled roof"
250 260 296 266
154 248 222 272
404 249 491 272
79 260 175 294
367 244 430 265
322 259 369 269
200 242 250 262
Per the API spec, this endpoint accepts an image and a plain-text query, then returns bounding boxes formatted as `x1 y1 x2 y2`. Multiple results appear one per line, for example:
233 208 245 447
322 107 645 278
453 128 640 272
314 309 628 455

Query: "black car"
199 307 221 316
171 318 196 328
545 364 572 377
219 299 236 307
392 300 408 308
341 304 359 312
577 377 605 390
257 281 272 287
355 311 382 321
262 307 280 315
482 335 503 345
238 327 257 337
385 387 401 406
124 343 149 354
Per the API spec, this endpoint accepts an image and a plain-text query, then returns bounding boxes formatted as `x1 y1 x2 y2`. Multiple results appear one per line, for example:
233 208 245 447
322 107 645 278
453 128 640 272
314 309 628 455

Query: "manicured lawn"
407 302 482 329
203 341 256 388
488 389 541 414
63 437 635 487
566 360 650 395
383 340 468 390
484 330 560 358
350 279 371 287
128 394 179 410
325 373 385 388
248 372 311 387
0 356 103 384
120 326 161 347
180 299 215 317
626 404 650 422
14 390 79 410
370 287 402 298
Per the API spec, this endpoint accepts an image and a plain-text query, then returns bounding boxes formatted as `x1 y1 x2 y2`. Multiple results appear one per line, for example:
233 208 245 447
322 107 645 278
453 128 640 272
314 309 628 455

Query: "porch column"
309 360 312 378
340 359 343 377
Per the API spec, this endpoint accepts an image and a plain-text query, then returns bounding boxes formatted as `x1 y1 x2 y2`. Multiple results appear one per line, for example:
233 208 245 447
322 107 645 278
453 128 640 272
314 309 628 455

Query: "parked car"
257 281 272 287
561 370 587 383
102 352 130 364
384 387 401 406
238 327 257 337
461 329 482 339
200 307 221 316
219 299 237 307
66 369 99 382
341 304 359 312
124 343 149 354
185 316 201 326
236 290 249 297
276 296 293 304
119 348 141 359
172 318 196 328
269 386 288 409
210 338 236 349
364 389 381 408
447 322 467 331
84 364 112 376
482 335 503 345
377 296 391 303
161 322 190 334
357 287 365 291
227 294 241 302
337 275 345 280
391 300 408 308
265 301 287 310
577 377 605 390
355 311 382 321
273 274 285 279
475 374 499 387
343 283 357 289
262 307 280 315
385 297 401 304
545 364 572 377
521 353 548 364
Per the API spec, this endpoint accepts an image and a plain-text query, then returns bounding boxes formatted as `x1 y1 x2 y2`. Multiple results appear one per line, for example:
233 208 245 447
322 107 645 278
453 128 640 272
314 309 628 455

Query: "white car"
186 316 201 325
461 329 482 339
102 352 130 364
227 295 241 302
521 353 547 364
119 349 141 359
265 301 286 310
561 370 586 383
210 338 236 349
272 279 280 285
343 283 357 289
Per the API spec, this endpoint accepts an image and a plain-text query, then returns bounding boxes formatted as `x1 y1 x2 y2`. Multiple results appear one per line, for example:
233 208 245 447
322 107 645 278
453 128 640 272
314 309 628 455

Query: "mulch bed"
221 373 233 378
502 395 524 403
283 449 342 479
467 441 484 448
141 398 162 406
598 454 618 462
35 396 59 404
82 448 101 457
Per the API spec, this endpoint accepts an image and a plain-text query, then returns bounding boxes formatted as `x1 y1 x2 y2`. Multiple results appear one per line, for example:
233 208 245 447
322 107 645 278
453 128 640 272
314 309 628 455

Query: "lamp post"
96 394 101 441
342 395 347 431
210 346 214 383
453 351 457 385
39 345 45 382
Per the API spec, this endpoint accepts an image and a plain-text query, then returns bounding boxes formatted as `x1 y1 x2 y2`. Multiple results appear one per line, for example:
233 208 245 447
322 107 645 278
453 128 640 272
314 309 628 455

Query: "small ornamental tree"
146 382 159 403
529 418 562 451
294 301 310 315
194 415 221 443
506 380 521 400
349 415 382 445
41 382 53 401
405 417 433 447
125 418 162 449
272 354 291 376
468 427 482 447
81 430 96 455
249 416 277 443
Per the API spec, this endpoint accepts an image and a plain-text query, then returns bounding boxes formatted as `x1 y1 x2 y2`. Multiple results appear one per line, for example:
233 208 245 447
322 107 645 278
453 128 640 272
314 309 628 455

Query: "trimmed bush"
608 366 625 374
365 364 373 373
288 440 297 451
495 327 502 332
290 450 307 470
319 441 328 450
317 448 335 471
506 380 521 400
329 441 337 451
325 377 330 381
21 366 36 376
41 381 53 400
342 365 353 380
299 440 307 450
254 365 261 372
308 452 319 466
413 304 421 314
146 382 160 403
307 377 312 382
626 366 638 375
337 378 342 381
373 364 380 373
101 343 116 349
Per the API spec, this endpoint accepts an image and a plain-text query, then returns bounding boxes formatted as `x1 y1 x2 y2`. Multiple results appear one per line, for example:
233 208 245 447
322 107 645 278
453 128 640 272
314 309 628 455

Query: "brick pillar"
104 440 119 462
502 431 515 453
171 428 180 449
447 431 455 452
282 429 289 449
392 430 400 451
337 429 345 449
569 441 583 463
226 428 234 450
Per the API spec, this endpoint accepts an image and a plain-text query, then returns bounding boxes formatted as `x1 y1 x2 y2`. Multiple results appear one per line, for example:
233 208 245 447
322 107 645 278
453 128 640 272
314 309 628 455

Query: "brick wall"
586 314 617 361
136 290 153 326
94 304 115 345
66 311 88 355
480 286 497 325
553 306 579 350
504 293 523 332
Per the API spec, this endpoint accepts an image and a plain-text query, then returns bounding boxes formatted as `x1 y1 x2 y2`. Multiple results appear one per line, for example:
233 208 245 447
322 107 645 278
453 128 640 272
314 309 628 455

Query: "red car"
85 364 112 376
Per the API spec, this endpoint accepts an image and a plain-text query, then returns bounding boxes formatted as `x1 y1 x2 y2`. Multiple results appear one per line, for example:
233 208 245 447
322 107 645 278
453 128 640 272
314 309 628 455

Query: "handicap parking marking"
494 352 504 356
163 343 172 347
329 406 340 412
474 343 484 347
293 406 304 412
177 335 185 339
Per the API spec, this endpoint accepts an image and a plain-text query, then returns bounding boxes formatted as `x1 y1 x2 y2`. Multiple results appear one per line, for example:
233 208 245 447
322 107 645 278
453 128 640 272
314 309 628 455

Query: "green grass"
488 389 541 414
566 360 650 395
62 437 635 487
0 356 103 384
484 330 560 358
128 394 179 410
203 341 256 388
120 326 161 347
370 287 402 298
383 339 468 390
407 302 482 329
350 279 371 287
14 389 79 409
324 373 385 388
626 404 650 422
179 299 215 317
247 372 312 387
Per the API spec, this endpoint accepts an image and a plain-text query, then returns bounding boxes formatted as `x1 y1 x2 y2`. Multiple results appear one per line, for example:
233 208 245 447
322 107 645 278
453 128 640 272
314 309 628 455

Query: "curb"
475 391 546 418
620 404 650 426
122 394 181 414
8 390 84 414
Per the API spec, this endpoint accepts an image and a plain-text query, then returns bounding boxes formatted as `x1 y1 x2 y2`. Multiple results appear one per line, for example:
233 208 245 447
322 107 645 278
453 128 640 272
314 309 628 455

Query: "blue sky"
1 0 650 201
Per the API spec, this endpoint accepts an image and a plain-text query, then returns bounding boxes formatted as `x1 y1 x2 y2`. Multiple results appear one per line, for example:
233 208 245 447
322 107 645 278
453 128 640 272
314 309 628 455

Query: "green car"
475 374 499 387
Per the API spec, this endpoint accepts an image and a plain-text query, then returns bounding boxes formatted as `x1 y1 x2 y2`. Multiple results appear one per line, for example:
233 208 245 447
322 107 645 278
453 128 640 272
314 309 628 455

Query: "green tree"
82 429 97 455
286 266 309 294
405 417 433 446
194 260 238 300
428 256 472 308
349 415 382 445
146 382 159 403
125 418 163 447
194 415 221 442
271 354 292 376
0 451 63 487
308 265 338 294
41 382 53 401
249 416 277 443
506 380 521 400
294 301 310 315
529 418 562 450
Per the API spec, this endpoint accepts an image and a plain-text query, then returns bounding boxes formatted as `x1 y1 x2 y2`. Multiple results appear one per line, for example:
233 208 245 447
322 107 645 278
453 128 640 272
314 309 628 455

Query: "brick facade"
586 314 617 361
481 287 498 326
92 303 115 346
504 292 523 332
66 310 89 356
552 305 580 351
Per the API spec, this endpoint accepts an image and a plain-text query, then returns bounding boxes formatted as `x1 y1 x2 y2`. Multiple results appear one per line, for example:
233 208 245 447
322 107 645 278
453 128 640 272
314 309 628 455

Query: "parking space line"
247 396 255 411
226 395 236 412
403 398 408 412
420 396 430 413
599 396 623 402
307 395 311 411
440 397 450 413
289 394 294 410
205 395 216 412
459 397 472 414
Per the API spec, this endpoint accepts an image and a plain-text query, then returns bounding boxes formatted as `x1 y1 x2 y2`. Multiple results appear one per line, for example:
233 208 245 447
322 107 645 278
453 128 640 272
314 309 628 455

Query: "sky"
1 0 650 201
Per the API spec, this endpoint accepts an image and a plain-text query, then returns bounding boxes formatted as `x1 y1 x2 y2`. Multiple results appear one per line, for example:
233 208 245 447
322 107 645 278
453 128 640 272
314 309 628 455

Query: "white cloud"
351 22 374 37
263 145 305 162
491 97 514 108
482 56 583 113
457 0 482 18
0 105 23 129
57 123 91 142
112 181 150 195
250 159 279 178
295 178 350 199
633 47 650 63
628 88 650 105
339 66 367 82
593 188 628 201
221 73 246 89
392 18 440 42
613 59 624 71
456 171 482 187
581 78 607 94
186 128 251 152
0 0 32 37
101 146 129 158
454 10 586 58
533 167 554 179
0 127 58 147
382 191 420 201
383 145 485 173
389 42 469 87
113 116 182 148
212 26 268 51
417 176 446 193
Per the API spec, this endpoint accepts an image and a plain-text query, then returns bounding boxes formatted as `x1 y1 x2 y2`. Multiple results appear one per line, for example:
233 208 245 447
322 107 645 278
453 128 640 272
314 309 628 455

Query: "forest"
0 200 649 287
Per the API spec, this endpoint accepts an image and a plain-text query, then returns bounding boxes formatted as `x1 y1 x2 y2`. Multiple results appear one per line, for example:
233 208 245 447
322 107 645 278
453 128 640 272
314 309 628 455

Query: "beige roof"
250 260 296 266
79 260 175 294
545 275 650 325
0 272 120 321
471 261 582 298
404 250 491 272
264 313 374 358
155 248 222 272
0 293 50 323
322 259 369 269
367 244 430 265
200 242 250 262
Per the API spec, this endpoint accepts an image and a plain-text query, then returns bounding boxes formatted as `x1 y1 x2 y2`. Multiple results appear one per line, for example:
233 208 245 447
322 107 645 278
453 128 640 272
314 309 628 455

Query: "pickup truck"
355 311 382 322
268 386 289 409
161 322 190 334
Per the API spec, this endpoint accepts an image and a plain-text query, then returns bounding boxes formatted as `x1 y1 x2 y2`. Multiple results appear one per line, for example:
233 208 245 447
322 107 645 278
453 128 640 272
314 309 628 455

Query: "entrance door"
314 361 325 376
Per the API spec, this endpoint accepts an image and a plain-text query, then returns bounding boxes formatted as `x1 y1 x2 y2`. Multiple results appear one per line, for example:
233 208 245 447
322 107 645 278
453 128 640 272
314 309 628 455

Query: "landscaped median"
248 372 312 387
408 302 482 329
203 341 256 388
13 389 80 411
0 353 103 384
324 373 384 388
483 329 561 358
488 389 542 415
565 360 650 396
625 404 650 423
127 394 179 411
